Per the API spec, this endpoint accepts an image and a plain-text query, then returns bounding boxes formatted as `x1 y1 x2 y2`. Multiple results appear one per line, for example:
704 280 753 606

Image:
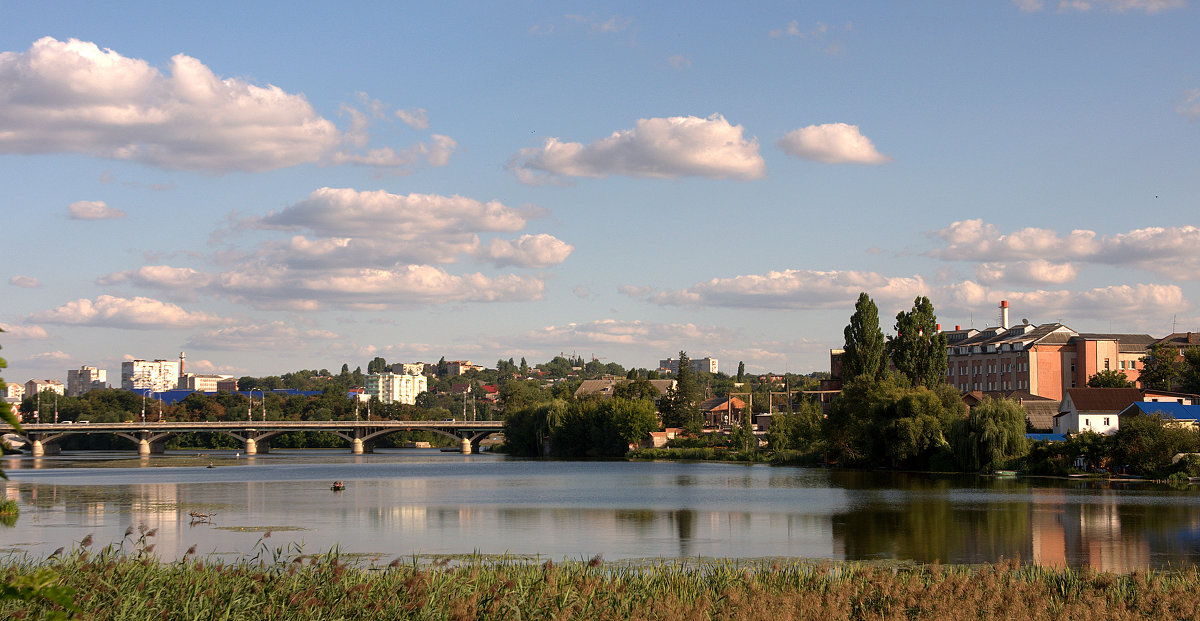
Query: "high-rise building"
67 365 107 397
365 372 428 405
659 356 719 374
121 359 181 392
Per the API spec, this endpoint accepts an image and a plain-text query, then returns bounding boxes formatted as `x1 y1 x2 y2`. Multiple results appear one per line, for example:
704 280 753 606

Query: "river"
3 449 1200 571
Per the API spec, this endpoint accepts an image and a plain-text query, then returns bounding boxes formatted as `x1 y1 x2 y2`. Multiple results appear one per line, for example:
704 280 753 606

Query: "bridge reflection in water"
4 420 503 457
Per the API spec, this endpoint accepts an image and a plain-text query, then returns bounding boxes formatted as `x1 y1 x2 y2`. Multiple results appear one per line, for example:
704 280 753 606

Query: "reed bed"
5 542 1200 620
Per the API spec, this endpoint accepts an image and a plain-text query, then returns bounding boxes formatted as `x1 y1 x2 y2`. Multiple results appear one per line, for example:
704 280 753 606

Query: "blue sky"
3 0 1198 383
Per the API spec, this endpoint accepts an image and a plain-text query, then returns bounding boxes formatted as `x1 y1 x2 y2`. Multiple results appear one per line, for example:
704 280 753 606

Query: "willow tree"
842 292 887 383
951 398 1028 472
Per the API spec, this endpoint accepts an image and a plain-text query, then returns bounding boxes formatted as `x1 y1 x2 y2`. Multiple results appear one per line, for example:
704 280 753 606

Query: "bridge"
2 420 504 457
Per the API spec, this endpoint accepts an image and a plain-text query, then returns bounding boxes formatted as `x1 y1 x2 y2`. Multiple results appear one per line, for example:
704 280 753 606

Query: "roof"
1062 388 1143 413
1076 333 1158 353
698 396 746 412
1027 433 1067 442
1119 401 1200 421
1156 332 1200 348
573 378 675 398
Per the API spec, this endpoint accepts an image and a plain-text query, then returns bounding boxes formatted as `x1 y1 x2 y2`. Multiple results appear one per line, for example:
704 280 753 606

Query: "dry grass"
5 545 1200 620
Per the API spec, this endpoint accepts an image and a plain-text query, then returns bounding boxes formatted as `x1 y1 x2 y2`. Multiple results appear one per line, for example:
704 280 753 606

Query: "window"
1103 417 1109 426
1104 359 1110 370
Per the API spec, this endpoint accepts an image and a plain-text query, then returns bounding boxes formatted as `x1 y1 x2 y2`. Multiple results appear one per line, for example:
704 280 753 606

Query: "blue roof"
1027 433 1066 442
1122 401 1200 421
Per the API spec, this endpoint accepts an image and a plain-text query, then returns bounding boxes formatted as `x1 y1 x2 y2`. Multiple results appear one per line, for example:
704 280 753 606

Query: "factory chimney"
999 301 1010 330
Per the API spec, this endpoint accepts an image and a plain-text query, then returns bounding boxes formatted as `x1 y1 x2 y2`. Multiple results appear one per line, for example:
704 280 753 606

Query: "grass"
6 537 1200 620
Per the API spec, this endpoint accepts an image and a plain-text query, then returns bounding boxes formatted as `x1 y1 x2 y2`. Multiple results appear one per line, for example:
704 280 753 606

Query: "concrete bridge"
3 420 503 457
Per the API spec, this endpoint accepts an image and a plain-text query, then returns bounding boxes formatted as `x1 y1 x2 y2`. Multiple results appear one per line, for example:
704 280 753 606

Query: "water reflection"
3 453 1200 569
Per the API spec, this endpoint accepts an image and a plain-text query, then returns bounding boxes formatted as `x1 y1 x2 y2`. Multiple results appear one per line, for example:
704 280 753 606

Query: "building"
66 365 108 397
5 382 25 401
945 301 1155 401
698 396 747 428
121 359 181 392
659 356 718 374
445 360 484 376
1052 388 1199 435
390 362 427 376
1118 401 1200 428
24 379 65 398
573 378 676 399
178 373 237 392
365 372 428 405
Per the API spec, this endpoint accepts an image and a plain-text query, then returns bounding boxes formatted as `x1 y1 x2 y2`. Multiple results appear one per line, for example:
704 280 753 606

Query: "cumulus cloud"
97 265 213 288
476 234 575 268
508 114 766 183
0 37 342 172
974 260 1079 285
521 319 733 350
9 275 40 288
28 295 227 329
67 200 126 220
396 108 430 130
929 220 1200 279
0 323 50 340
186 321 339 351
29 350 73 362
769 20 829 38
565 14 634 33
329 134 457 172
776 123 890 164
940 281 1185 325
632 269 927 310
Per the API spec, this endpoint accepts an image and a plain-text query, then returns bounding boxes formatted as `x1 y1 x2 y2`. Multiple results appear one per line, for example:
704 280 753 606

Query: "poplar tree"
887 296 948 387
842 292 887 383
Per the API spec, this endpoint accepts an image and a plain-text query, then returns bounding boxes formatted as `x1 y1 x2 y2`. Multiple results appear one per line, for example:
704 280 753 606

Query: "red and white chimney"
999 301 1009 330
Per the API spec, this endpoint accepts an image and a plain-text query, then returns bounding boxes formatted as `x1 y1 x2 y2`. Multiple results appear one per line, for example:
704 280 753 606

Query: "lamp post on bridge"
141 389 152 424
54 392 58 424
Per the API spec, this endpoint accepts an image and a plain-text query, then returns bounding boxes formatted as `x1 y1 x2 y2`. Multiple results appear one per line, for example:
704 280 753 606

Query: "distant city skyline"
3 1 1199 382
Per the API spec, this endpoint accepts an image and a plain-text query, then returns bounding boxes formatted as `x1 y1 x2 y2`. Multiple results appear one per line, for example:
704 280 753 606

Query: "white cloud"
9 275 40 288
1178 89 1200 121
974 260 1079 285
0 323 50 340
565 14 634 33
940 281 1185 326
776 123 890 164
476 234 575 268
929 220 1200 279
97 265 213 288
521 319 733 350
329 134 457 173
29 350 72 362
769 20 829 38
1054 0 1186 12
68 200 126 220
1014 0 1046 10
633 269 927 310
186 321 339 351
396 108 430 130
0 37 341 173
668 54 691 69
508 114 766 183
28 295 227 329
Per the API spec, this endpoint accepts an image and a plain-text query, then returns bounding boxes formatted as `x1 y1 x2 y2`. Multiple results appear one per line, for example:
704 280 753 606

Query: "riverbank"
4 549 1200 620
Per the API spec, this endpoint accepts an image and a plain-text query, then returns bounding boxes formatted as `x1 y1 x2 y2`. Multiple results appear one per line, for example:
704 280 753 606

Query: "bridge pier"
31 440 62 457
137 434 165 456
461 437 473 454
352 438 364 454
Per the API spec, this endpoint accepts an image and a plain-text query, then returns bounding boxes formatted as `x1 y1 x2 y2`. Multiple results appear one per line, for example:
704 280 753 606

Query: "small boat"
206 461 216 469
331 482 346 491
994 470 1018 477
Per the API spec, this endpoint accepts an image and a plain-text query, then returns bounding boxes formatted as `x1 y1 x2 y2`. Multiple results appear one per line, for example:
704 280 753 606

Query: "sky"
2 0 1199 384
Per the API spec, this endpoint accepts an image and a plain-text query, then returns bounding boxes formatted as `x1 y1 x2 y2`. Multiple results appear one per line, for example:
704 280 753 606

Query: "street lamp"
54 392 58 424
141 389 151 423
249 389 264 422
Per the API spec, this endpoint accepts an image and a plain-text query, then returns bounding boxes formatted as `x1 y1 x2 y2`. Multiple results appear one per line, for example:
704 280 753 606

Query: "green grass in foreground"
5 543 1200 620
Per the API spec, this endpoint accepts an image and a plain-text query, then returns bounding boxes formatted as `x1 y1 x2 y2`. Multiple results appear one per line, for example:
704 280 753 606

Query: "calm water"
4 450 1200 571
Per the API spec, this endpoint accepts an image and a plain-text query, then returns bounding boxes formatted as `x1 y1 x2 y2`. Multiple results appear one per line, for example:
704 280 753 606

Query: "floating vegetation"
214 525 309 533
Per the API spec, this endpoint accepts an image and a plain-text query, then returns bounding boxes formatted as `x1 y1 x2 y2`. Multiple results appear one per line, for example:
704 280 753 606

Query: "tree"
1180 346 1200 395
842 292 887 383
950 398 1028 472
1087 369 1135 388
665 351 701 431
1140 343 1180 390
367 356 389 374
737 361 745 383
887 296 948 387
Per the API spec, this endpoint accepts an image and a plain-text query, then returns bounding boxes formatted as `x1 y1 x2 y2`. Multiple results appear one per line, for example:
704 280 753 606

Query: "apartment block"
365 372 428 405
121 359 181 392
659 356 719 374
67 365 108 397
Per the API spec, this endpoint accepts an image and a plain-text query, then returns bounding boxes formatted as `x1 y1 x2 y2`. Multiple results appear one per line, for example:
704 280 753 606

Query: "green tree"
888 296 948 387
1179 346 1200 395
1140 343 1180 390
736 361 745 383
842 292 887 383
1087 369 1135 388
950 398 1028 472
367 356 389 374
661 351 701 431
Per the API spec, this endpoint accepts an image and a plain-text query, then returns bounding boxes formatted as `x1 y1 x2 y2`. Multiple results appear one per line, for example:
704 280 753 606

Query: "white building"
365 372 428 405
5 383 24 401
178 373 237 392
659 356 719 375
67 365 108 397
121 359 181 392
24 379 65 397
390 362 428 376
